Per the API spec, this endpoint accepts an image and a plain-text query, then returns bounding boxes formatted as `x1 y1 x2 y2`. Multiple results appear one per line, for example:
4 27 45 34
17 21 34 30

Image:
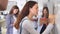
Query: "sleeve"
5 15 13 28
42 23 54 34
22 20 40 34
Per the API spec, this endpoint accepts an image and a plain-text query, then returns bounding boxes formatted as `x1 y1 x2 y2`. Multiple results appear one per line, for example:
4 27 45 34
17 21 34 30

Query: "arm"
23 20 40 34
42 14 55 34
42 23 54 34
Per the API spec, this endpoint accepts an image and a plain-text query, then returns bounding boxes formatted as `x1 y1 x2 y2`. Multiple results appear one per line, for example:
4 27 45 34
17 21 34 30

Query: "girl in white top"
14 1 55 34
14 1 39 34
13 15 20 34
10 5 20 34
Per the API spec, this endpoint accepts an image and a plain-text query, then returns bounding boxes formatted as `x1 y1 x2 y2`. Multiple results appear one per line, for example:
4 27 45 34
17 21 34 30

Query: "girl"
14 1 39 34
6 5 19 34
14 1 54 34
37 7 49 34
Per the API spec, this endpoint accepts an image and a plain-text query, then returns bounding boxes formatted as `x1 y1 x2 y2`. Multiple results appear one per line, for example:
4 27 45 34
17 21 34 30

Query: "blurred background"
0 0 60 34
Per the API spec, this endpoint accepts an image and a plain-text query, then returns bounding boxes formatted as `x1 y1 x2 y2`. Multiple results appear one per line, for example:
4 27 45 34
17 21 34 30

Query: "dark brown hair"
9 5 19 17
14 1 37 29
42 7 49 25
42 7 49 18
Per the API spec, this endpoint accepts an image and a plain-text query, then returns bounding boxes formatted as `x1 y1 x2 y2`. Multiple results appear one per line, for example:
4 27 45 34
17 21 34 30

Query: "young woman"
37 7 55 34
41 7 55 34
37 7 49 34
42 14 55 34
6 5 19 34
14 1 39 34
14 1 54 34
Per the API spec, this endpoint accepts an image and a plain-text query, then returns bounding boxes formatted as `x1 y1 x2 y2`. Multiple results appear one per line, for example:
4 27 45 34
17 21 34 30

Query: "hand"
40 18 48 24
49 14 55 24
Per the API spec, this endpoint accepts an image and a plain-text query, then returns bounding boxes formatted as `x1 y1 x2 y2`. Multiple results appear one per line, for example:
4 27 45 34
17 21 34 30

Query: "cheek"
33 9 36 15
31 8 38 15
31 8 35 14
13 10 18 14
15 11 18 13
13 10 16 13
34 9 38 15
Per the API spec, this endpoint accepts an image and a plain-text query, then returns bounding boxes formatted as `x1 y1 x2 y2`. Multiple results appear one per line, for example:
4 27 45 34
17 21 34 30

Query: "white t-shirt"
13 16 20 34
37 24 43 33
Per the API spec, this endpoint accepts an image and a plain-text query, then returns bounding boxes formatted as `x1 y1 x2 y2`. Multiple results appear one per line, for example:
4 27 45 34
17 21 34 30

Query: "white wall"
17 0 26 11
54 1 60 34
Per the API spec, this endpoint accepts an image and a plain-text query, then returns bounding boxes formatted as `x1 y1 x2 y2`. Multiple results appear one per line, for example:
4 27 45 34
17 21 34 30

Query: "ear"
29 8 31 11
29 7 32 10
29 7 32 12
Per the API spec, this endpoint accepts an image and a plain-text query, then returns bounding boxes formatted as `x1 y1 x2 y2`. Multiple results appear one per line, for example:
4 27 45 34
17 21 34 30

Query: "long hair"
42 7 49 25
42 7 49 18
14 1 37 29
9 5 19 17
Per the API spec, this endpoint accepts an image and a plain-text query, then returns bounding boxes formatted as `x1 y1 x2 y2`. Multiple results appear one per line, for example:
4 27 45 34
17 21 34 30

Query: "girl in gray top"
14 1 55 34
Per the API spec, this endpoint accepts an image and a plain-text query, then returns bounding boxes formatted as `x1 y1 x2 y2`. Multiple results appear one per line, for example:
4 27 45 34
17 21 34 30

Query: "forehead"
32 4 38 8
43 9 47 11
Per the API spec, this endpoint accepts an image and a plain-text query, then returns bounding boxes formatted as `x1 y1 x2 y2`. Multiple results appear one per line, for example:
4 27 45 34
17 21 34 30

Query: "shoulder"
21 17 32 27
22 19 32 27
6 14 12 19
22 17 31 25
6 14 11 17
23 20 31 25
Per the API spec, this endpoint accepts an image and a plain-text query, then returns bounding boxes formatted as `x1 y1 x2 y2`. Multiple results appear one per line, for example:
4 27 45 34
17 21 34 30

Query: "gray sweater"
20 17 54 34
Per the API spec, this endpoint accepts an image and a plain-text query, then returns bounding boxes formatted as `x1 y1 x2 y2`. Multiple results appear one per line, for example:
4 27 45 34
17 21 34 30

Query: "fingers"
49 14 55 24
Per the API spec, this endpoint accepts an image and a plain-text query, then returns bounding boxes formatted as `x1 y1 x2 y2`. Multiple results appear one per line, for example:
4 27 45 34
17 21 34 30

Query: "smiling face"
13 9 18 14
43 9 48 15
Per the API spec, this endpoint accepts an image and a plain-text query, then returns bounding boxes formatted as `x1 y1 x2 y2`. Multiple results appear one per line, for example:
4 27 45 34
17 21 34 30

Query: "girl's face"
30 4 38 16
13 9 18 14
43 9 47 15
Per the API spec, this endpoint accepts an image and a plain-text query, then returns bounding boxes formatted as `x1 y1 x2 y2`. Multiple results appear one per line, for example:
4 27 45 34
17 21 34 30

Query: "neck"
27 13 33 21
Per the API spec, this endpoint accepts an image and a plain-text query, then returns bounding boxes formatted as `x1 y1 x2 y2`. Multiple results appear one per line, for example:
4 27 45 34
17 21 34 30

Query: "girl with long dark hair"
14 1 39 34
6 5 19 34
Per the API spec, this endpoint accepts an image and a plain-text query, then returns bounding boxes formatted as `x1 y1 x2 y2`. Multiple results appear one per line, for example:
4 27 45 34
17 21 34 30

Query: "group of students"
6 1 55 34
